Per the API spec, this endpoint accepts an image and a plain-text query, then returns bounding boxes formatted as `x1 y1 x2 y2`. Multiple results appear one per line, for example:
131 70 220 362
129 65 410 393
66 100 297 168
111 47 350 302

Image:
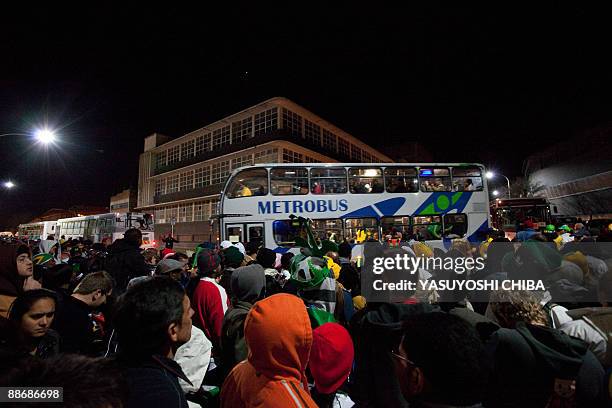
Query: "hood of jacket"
244 293 311 382
231 264 266 304
515 322 587 378
0 243 29 296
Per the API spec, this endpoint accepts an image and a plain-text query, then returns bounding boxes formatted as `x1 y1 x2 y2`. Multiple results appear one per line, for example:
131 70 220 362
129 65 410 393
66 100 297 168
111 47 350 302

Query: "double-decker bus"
216 163 491 251
490 197 552 240
17 221 58 240
56 213 155 248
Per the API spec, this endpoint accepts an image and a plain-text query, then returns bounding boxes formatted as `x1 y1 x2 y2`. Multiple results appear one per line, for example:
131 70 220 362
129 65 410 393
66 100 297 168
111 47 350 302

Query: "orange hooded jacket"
220 293 317 408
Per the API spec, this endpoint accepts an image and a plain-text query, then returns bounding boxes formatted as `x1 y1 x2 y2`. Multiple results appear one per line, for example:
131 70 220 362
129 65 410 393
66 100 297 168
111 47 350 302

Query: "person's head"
2 354 128 408
155 259 183 281
393 312 486 406
143 248 159 265
43 264 75 291
325 251 339 265
231 264 266 303
223 246 245 269
338 241 352 259
8 289 57 339
244 293 312 380
245 241 260 258
488 289 548 328
464 178 473 186
309 323 354 395
281 252 294 270
114 276 192 358
169 252 188 264
0 243 33 295
257 247 276 269
197 249 221 278
72 271 114 307
123 228 142 247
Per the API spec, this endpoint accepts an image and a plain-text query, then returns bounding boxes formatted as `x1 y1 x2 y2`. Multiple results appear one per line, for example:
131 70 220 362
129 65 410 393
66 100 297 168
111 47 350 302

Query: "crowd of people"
0 222 612 407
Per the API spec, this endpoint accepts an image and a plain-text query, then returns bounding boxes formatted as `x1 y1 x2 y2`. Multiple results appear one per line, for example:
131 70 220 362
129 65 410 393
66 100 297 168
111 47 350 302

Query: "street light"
3 181 15 189
34 128 57 144
492 190 499 197
486 171 511 199
0 128 58 145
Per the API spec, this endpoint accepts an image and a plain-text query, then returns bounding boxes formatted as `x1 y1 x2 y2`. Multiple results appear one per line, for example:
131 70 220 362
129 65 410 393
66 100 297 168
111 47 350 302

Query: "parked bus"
216 163 491 251
490 197 552 240
56 213 155 248
17 221 58 240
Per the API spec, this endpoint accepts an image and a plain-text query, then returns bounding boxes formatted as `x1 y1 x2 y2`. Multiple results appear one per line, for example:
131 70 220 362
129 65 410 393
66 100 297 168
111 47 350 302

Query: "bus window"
381 216 410 241
412 215 442 241
310 167 347 194
452 167 483 192
349 168 384 194
419 168 451 192
273 219 305 246
443 213 468 238
384 167 418 193
311 219 343 244
227 168 268 198
270 168 309 195
344 218 379 242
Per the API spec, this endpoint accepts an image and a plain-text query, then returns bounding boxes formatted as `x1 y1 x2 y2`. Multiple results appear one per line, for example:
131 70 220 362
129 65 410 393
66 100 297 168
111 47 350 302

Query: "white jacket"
175 326 212 394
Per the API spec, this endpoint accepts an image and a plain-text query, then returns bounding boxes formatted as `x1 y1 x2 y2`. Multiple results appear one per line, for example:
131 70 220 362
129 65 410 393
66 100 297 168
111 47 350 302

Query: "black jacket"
484 322 606 407
105 239 149 295
52 295 95 355
119 355 191 408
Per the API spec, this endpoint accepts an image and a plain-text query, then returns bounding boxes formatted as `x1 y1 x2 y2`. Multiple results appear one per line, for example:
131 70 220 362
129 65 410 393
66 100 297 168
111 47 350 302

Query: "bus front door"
246 223 264 247
225 223 264 245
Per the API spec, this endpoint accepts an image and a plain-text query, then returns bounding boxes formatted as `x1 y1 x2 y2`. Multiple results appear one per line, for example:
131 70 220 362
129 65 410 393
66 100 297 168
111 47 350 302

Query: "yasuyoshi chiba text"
372 279 546 292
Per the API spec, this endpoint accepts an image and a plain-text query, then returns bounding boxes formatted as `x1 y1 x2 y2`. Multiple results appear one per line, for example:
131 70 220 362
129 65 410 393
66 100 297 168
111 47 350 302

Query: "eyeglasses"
390 350 416 367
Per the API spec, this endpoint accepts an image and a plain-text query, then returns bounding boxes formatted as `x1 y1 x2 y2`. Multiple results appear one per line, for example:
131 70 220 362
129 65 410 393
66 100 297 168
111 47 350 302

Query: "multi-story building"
110 189 138 214
137 97 391 250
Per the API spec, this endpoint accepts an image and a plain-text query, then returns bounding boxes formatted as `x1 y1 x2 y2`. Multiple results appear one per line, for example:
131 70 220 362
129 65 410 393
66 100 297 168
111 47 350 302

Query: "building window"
212 125 231 150
281 108 302 138
195 133 211 155
154 179 165 196
212 160 230 185
254 148 279 164
351 145 362 162
156 151 167 168
362 151 372 163
178 203 193 222
167 174 179 193
305 156 320 163
181 140 195 161
231 154 254 170
193 201 206 221
282 149 303 163
232 117 253 144
254 108 278 137
179 171 194 191
155 207 165 223
166 205 178 223
304 120 321 146
194 166 211 188
322 129 337 153
168 146 180 165
338 138 350 158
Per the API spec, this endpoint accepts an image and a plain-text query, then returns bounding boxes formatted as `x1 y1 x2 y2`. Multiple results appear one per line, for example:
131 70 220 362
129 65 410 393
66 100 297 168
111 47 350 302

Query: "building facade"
110 189 138 214
525 127 612 218
137 97 391 250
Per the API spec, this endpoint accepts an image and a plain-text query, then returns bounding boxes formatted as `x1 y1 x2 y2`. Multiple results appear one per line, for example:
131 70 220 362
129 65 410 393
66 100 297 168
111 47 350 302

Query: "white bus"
17 221 58 240
217 163 491 251
56 213 155 248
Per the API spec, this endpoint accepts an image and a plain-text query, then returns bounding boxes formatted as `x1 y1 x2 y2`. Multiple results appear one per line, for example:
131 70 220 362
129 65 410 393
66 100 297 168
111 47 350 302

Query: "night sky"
1 5 611 229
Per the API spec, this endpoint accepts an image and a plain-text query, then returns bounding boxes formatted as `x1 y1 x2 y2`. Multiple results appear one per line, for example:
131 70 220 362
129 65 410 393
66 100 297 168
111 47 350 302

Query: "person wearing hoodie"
220 293 317 408
0 242 36 318
485 289 606 407
104 228 149 295
220 263 266 377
